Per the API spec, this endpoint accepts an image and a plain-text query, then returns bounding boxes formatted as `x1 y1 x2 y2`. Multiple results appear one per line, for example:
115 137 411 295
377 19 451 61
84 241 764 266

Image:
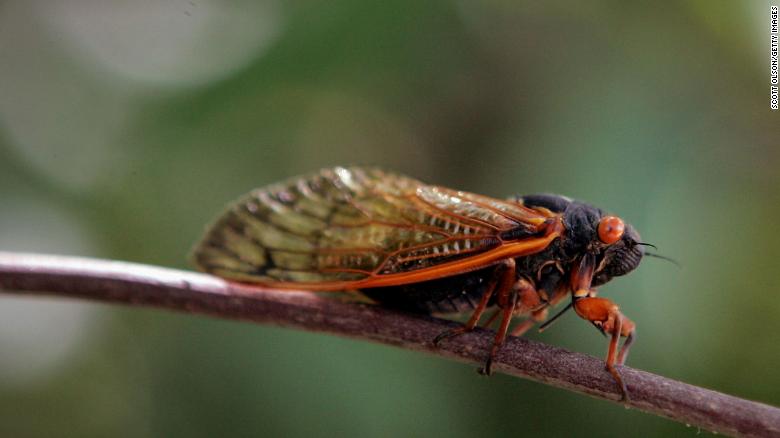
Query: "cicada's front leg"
573 296 636 400
568 253 635 399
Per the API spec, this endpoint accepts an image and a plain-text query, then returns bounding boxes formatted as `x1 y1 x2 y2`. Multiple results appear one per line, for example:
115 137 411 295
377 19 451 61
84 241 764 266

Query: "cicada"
192 167 648 399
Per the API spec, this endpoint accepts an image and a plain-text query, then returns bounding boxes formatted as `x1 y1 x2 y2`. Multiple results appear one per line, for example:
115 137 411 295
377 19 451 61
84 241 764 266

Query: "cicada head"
560 201 644 287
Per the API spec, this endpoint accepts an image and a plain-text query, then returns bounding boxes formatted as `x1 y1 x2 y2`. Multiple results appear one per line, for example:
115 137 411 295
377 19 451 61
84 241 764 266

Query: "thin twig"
0 252 778 438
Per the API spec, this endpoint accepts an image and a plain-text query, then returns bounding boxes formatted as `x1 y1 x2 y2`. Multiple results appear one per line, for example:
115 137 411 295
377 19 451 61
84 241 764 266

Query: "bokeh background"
1 1 779 436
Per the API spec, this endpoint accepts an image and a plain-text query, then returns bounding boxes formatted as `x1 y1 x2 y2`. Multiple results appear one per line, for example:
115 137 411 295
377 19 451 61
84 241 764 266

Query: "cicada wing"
191 166 553 289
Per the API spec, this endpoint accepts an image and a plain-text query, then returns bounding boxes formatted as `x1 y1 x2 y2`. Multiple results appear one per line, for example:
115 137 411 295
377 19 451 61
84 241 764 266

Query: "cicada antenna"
635 242 681 268
645 252 682 268
635 242 658 250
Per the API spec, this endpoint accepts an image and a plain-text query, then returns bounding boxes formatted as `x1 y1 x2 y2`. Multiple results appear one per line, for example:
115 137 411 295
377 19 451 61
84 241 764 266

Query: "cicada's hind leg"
573 296 636 401
433 259 516 346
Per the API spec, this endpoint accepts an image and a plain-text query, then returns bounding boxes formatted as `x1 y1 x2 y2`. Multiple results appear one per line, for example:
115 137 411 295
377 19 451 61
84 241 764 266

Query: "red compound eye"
598 216 625 244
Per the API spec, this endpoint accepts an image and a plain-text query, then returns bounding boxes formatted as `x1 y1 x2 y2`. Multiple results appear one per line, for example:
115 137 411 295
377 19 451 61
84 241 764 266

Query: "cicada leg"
480 287 518 375
573 296 636 401
481 275 551 374
482 296 541 334
433 259 516 346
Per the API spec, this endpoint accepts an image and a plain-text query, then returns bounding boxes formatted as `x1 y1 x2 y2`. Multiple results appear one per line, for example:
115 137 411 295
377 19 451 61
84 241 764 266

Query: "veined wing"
191 166 559 289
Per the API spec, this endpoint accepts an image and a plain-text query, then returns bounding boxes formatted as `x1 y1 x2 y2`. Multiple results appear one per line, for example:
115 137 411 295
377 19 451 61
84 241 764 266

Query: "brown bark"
0 252 778 438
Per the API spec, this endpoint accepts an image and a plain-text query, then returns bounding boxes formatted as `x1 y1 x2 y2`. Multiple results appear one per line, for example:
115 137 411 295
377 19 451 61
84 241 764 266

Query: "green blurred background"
1 1 778 436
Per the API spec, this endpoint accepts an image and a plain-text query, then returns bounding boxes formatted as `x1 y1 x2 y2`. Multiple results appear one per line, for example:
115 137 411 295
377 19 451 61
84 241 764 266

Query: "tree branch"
0 252 777 437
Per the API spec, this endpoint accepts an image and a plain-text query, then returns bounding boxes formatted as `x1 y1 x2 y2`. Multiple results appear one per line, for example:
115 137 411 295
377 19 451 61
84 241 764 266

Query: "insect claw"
432 333 449 347
478 357 494 376
433 328 467 346
479 338 505 376
591 321 607 337
606 364 630 401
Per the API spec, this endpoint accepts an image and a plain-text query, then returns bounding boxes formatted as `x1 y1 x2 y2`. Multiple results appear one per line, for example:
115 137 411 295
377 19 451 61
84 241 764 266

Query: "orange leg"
480 289 518 375
433 259 516 345
573 296 636 401
479 271 533 374
617 330 635 365
507 278 546 337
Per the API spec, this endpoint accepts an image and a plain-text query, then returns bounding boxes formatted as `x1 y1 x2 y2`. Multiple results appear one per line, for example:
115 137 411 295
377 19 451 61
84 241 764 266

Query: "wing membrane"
192 167 556 288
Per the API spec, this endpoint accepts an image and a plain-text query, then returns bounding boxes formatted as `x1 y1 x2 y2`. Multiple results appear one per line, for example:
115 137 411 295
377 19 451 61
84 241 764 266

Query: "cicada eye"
598 216 625 244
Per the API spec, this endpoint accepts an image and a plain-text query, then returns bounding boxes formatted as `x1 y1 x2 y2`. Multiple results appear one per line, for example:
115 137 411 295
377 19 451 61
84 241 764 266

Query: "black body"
361 194 644 314
361 267 496 314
